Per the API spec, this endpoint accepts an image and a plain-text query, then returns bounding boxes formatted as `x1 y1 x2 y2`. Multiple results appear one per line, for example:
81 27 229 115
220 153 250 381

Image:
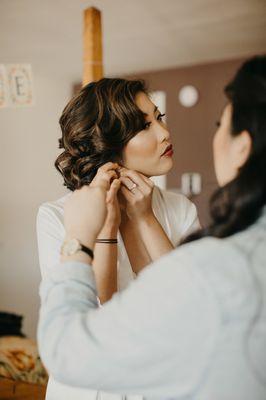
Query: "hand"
64 162 119 247
118 167 155 221
98 177 121 236
91 162 121 235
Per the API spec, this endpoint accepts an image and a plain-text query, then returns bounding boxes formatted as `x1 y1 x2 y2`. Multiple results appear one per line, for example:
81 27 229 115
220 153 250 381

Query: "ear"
234 130 252 168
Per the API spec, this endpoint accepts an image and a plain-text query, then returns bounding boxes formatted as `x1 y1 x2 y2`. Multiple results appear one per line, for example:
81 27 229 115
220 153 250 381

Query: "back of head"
185 55 266 242
55 78 148 191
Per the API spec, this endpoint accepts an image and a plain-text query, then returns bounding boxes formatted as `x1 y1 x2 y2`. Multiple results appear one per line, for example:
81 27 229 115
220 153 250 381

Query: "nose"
157 121 170 143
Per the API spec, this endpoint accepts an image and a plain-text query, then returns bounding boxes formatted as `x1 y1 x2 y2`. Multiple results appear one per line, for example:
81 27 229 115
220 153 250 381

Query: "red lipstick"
161 144 173 157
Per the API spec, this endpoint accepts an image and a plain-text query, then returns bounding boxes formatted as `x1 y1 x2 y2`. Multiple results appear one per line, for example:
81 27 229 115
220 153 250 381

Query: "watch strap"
80 243 94 260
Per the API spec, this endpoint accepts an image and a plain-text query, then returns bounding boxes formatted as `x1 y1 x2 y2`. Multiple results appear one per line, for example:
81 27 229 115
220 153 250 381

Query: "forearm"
93 226 118 304
120 214 152 274
39 249 213 397
135 214 174 261
61 228 118 304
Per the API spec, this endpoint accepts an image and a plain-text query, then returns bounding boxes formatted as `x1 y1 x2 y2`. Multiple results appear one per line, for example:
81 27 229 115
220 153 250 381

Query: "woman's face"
122 92 173 177
213 103 251 186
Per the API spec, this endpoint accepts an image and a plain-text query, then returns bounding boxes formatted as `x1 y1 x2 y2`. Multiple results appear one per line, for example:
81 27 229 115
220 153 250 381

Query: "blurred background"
0 0 265 340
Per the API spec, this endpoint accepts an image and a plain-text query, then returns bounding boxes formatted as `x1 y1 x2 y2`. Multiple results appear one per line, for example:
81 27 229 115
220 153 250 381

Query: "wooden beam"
83 7 104 86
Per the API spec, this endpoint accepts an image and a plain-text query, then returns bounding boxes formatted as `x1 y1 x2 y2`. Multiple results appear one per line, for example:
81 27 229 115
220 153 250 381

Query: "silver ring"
129 183 137 191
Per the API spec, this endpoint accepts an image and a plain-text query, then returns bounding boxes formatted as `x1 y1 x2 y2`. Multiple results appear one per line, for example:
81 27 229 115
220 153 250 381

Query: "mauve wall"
126 57 246 226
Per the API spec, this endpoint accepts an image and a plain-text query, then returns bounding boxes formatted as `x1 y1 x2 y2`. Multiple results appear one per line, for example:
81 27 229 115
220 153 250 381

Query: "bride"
37 77 199 400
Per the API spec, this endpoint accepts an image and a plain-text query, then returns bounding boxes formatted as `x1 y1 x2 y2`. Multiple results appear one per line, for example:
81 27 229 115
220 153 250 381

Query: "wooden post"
83 7 104 86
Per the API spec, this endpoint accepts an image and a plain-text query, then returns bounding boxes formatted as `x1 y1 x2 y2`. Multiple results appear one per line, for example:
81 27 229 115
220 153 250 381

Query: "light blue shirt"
38 208 266 400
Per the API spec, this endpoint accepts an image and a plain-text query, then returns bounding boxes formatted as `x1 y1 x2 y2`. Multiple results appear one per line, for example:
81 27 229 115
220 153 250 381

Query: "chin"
150 162 173 177
132 159 173 177
160 159 174 175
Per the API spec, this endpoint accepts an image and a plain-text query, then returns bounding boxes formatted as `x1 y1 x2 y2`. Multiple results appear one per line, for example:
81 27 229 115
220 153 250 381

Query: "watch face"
62 238 80 256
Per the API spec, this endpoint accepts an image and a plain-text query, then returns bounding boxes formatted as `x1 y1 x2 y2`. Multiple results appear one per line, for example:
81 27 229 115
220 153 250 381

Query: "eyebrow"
143 105 159 118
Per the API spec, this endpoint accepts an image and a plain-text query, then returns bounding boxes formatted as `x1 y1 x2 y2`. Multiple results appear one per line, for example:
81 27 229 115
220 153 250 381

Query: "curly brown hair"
55 78 148 191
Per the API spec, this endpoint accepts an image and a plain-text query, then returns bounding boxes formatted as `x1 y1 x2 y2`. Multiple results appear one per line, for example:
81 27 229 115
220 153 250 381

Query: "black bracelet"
95 239 118 244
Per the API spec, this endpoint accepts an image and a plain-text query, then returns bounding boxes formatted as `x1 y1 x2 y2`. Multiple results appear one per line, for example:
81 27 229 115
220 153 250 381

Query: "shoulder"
180 236 246 266
154 186 197 215
36 193 72 277
176 237 250 308
36 192 71 229
153 186 199 236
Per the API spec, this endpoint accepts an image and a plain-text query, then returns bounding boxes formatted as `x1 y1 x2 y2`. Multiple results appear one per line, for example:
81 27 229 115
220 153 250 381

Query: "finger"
98 162 119 173
119 176 136 191
104 170 118 180
106 179 121 203
120 180 143 199
120 185 135 202
92 169 118 188
119 167 154 188
113 178 121 192
137 172 155 188
119 177 143 198
116 165 126 175
120 169 150 194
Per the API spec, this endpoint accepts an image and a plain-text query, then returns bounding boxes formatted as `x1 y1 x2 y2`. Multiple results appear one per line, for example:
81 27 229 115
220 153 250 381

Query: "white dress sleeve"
36 204 65 279
178 195 200 237
36 203 103 308
160 190 200 244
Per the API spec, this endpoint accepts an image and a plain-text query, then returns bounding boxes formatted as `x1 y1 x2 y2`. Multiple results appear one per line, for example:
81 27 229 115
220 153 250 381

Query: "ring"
129 183 137 191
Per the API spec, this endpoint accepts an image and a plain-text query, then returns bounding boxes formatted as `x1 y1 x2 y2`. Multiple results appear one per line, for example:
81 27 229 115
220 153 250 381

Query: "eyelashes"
143 113 166 130
143 122 152 129
158 113 166 121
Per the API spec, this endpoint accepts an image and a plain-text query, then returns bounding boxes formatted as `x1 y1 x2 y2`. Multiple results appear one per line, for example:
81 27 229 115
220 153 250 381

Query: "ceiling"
1 0 265 78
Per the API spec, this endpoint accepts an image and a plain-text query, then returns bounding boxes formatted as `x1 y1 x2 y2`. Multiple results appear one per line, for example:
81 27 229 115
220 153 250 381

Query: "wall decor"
0 64 34 108
178 85 199 107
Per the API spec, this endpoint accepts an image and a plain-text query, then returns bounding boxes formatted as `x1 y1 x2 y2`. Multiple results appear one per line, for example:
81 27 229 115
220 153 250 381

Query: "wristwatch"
61 238 94 260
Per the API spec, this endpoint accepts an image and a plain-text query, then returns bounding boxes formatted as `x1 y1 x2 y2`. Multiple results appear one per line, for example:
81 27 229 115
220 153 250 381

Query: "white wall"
0 2 80 338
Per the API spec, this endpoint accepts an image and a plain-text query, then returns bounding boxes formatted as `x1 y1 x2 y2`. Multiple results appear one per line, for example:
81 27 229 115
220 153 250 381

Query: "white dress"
36 186 199 400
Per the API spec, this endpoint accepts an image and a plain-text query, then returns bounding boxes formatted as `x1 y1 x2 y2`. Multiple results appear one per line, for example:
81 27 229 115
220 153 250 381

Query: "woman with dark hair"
37 79 199 399
38 55 266 399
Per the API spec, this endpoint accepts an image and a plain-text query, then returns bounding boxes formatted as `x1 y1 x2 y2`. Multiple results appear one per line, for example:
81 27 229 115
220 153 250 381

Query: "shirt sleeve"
36 204 65 278
38 245 220 398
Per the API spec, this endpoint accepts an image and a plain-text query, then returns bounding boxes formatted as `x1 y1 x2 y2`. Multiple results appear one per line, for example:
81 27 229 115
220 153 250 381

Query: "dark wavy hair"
184 55 266 243
55 78 148 191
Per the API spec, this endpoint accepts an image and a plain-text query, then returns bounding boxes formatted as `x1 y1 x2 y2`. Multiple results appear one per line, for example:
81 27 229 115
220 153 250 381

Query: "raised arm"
36 203 119 303
134 192 200 261
91 163 121 303
119 169 174 264
37 163 121 304
119 169 200 264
